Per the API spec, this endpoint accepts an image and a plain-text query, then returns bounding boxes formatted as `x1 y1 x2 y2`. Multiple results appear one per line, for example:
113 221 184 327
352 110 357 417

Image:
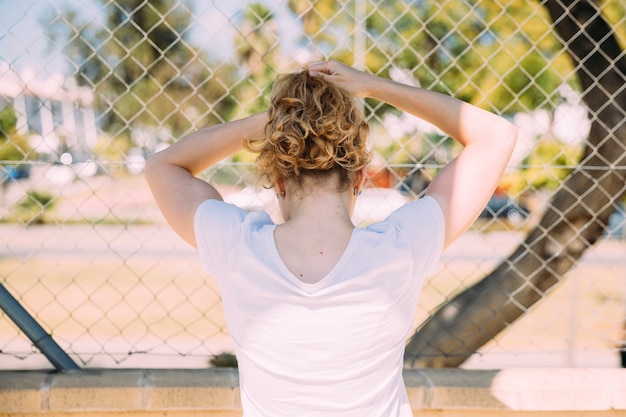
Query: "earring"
353 188 361 196
276 191 285 199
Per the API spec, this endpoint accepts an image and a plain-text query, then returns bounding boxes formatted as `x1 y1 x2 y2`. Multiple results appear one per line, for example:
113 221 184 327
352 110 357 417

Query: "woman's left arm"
145 112 267 248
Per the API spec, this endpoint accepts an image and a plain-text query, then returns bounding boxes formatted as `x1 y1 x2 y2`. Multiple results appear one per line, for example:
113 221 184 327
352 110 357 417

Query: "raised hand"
307 60 375 98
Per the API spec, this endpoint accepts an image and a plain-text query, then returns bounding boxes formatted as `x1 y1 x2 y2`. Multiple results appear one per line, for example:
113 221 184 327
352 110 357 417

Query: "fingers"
307 60 327 69
305 60 369 98
307 60 342 77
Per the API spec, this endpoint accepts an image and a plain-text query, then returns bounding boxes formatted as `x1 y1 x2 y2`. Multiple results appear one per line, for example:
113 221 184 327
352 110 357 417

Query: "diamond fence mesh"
0 0 625 369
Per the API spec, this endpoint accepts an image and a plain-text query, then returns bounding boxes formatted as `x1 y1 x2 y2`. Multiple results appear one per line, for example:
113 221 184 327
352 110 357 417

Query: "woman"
145 60 517 416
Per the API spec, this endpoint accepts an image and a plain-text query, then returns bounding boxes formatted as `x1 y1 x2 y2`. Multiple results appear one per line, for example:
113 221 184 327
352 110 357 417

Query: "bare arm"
308 61 517 249
144 112 267 248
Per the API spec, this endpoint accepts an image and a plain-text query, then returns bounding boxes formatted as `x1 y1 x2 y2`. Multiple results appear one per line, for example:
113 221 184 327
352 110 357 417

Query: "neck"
279 187 356 228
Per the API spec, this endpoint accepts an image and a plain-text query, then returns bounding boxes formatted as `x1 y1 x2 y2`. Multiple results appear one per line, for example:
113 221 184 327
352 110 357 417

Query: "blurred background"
0 0 624 370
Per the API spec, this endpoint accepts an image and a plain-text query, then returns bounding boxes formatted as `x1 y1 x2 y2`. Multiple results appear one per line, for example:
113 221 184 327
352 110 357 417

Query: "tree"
0 106 32 174
404 0 626 367
288 0 572 112
229 3 282 116
287 0 357 59
285 0 580 181
44 0 236 151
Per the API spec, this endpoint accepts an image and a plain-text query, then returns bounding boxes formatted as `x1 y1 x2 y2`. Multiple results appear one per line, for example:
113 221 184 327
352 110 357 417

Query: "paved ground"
1 171 625 370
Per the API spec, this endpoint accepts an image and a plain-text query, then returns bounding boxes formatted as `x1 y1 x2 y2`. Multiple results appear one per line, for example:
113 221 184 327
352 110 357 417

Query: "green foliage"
228 3 280 116
285 0 620 198
288 0 578 113
502 139 584 196
0 136 31 163
602 1 626 50
0 106 17 141
92 134 132 163
524 139 583 189
288 0 352 55
209 352 238 368
0 105 33 164
480 46 566 113
42 0 623 174
44 0 238 145
12 190 57 225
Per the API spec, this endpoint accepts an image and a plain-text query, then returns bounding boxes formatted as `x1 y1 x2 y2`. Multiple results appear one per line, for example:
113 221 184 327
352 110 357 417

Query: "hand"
307 60 375 99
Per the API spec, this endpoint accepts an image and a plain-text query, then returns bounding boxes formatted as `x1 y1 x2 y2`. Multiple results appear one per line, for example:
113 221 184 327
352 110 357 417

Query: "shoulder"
194 199 273 232
194 199 275 272
195 198 245 222
381 195 445 259
385 195 444 230
360 196 445 250
356 196 445 278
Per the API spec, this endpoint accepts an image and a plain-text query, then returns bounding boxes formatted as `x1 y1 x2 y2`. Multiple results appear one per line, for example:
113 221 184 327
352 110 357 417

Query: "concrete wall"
1 368 625 416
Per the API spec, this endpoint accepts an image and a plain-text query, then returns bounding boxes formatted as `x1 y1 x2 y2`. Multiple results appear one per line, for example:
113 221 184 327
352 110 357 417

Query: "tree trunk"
405 0 626 368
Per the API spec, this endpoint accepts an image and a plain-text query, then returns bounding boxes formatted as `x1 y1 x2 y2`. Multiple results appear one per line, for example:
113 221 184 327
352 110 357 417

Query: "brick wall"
1 368 625 416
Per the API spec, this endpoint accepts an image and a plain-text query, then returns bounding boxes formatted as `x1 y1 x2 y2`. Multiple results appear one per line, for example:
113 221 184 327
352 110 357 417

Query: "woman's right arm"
145 112 267 248
308 61 517 249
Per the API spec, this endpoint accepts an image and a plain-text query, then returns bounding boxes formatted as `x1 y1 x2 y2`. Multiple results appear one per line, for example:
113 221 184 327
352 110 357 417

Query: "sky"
0 0 64 73
0 0 301 76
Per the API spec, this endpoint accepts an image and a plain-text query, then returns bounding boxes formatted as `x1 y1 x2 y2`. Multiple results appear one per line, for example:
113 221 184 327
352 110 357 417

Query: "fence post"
0 284 80 371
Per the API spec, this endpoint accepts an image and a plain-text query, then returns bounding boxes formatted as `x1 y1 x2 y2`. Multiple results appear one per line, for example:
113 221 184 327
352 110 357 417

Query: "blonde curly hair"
244 69 371 191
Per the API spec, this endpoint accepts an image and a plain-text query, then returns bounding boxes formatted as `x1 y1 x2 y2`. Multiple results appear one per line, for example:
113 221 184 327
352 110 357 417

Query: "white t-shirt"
194 196 445 417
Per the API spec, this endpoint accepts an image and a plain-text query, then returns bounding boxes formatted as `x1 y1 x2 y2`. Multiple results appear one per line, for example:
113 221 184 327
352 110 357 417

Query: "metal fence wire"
0 0 625 369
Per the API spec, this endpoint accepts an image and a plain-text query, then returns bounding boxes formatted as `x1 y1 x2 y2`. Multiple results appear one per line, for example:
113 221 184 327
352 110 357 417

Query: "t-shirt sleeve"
385 195 445 277
193 199 247 276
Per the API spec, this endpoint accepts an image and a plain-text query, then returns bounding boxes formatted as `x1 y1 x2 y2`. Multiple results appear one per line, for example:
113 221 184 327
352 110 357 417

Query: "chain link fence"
0 0 625 369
